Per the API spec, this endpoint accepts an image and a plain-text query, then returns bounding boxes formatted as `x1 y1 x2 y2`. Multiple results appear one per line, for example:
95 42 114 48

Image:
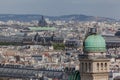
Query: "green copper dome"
84 34 106 53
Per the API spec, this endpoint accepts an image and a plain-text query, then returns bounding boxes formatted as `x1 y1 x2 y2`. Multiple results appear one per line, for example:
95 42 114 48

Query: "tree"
53 43 65 50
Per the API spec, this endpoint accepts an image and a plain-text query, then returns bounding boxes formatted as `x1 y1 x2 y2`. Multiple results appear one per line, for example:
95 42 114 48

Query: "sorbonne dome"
84 34 106 53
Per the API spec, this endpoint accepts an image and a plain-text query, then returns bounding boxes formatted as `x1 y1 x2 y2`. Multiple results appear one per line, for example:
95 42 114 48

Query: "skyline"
0 0 119 19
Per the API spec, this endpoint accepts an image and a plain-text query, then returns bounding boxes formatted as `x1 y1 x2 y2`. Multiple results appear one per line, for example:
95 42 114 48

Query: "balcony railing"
79 54 111 59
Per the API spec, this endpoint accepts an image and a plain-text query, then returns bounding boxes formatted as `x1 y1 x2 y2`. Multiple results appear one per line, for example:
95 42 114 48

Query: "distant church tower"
79 28 110 80
38 16 47 27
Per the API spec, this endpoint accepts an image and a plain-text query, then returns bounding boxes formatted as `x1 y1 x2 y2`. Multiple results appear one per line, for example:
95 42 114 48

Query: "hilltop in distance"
0 14 117 22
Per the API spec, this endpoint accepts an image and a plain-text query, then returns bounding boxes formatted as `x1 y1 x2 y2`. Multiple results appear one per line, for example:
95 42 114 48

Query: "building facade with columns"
79 28 110 80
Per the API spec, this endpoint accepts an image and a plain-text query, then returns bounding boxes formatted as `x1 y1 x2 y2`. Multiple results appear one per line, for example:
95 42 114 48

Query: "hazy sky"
0 0 120 19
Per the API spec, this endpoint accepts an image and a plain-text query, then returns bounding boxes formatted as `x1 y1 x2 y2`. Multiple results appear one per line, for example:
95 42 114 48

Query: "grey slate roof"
103 35 120 43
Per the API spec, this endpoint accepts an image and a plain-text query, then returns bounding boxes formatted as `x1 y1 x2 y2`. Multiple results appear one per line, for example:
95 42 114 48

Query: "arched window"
89 63 91 72
81 62 84 72
101 63 103 70
105 63 107 70
97 63 99 70
85 63 87 72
